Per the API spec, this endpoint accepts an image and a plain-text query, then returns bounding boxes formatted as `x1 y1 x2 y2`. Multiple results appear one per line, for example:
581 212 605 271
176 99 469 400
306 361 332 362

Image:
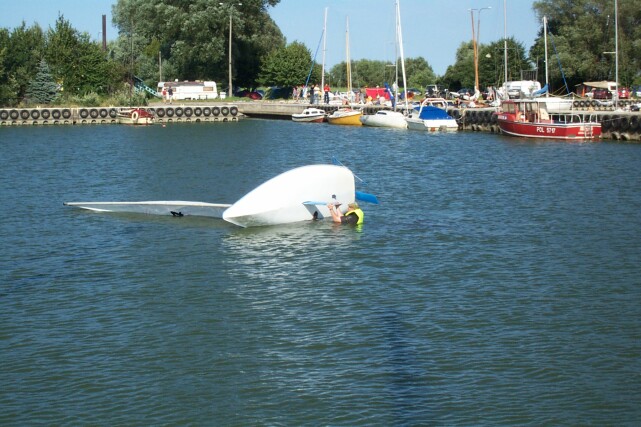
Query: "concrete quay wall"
0 104 241 126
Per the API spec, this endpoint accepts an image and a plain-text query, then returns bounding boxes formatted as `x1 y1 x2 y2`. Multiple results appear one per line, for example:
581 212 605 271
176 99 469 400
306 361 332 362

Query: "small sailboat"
360 0 409 129
65 164 379 228
328 17 362 126
327 108 362 125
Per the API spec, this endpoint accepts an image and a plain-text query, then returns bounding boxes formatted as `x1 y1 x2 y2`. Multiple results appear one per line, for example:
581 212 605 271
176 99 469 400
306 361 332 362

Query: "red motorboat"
117 108 155 125
496 99 601 140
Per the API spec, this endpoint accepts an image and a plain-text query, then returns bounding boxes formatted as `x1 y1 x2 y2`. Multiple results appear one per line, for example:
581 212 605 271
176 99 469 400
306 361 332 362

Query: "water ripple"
1 124 640 425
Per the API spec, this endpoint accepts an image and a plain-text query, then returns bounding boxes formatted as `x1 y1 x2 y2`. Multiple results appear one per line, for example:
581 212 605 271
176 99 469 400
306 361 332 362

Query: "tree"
349 59 390 87
112 0 285 88
258 41 313 86
532 0 641 88
25 59 58 104
440 38 529 91
2 23 45 105
404 57 437 89
0 28 20 106
45 15 119 96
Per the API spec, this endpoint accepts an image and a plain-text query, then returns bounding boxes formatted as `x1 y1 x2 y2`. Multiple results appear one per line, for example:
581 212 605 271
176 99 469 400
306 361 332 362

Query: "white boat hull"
292 108 327 123
223 164 355 227
66 165 359 228
539 97 574 113
406 117 458 131
359 111 407 129
63 201 231 217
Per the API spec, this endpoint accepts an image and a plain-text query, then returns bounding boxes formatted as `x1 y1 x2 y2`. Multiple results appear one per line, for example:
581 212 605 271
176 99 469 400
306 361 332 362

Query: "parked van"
505 80 542 98
157 81 219 100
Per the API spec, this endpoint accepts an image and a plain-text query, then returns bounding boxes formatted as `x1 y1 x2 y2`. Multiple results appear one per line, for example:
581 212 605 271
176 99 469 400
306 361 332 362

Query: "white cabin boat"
292 108 327 123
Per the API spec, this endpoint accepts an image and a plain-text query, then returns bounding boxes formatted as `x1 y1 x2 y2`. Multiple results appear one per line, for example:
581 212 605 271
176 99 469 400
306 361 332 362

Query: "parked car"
424 84 441 97
456 88 474 99
592 88 612 99
618 87 630 99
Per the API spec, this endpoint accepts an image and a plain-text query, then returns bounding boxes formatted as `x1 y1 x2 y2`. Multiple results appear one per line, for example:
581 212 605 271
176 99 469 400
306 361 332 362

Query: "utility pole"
220 2 242 98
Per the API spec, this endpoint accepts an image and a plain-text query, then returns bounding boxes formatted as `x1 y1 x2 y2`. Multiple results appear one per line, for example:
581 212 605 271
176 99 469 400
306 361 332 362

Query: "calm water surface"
1 120 640 425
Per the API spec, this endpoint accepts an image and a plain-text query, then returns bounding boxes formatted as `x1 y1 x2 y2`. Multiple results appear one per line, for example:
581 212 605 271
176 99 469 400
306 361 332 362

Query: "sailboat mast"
396 0 409 112
346 17 352 100
544 16 549 98
503 0 508 88
321 7 327 92
614 0 619 110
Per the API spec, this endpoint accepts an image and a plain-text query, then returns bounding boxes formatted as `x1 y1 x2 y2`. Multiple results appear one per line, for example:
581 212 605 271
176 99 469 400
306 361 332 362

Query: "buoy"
132 111 139 121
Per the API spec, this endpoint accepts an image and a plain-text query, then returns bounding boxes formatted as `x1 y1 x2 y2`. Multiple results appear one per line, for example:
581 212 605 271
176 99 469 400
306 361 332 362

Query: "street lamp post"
469 6 491 92
220 2 242 98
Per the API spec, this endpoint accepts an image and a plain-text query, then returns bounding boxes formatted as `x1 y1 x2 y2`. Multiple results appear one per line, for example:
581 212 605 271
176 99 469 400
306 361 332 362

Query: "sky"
1 0 541 76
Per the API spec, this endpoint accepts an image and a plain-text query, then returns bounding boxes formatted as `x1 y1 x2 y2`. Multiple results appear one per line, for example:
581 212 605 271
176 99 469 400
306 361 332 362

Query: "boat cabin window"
539 104 550 120
504 103 516 114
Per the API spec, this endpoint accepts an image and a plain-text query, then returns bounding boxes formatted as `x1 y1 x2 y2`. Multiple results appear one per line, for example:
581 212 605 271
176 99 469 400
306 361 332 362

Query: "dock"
2 101 640 141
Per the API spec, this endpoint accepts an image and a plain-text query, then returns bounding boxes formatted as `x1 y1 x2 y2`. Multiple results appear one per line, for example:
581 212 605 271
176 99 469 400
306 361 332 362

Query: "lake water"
1 120 640 425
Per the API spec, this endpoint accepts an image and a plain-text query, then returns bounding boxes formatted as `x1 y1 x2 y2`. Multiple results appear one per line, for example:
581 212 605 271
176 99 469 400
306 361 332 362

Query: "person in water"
327 202 363 225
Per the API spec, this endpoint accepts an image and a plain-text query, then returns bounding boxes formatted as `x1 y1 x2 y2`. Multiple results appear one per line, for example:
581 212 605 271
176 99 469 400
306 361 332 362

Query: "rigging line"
305 29 325 87
548 32 570 95
332 157 366 184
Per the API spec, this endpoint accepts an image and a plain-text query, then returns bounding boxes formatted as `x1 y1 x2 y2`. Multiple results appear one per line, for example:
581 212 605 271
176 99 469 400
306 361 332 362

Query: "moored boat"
292 108 327 123
359 110 407 129
406 98 458 131
327 108 362 125
538 96 574 113
496 99 601 140
117 108 155 125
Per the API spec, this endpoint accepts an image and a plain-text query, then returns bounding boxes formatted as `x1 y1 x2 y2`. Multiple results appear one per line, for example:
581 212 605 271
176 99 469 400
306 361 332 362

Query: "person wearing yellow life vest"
327 202 363 225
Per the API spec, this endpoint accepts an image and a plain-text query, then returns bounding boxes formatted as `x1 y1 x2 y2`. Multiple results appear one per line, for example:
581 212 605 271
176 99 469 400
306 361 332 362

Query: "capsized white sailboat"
65 164 379 228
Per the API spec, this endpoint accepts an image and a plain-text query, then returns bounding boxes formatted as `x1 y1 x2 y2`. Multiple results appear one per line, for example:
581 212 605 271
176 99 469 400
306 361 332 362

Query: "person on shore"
162 87 167 103
167 86 173 104
327 202 363 225
324 83 330 104
309 84 315 104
